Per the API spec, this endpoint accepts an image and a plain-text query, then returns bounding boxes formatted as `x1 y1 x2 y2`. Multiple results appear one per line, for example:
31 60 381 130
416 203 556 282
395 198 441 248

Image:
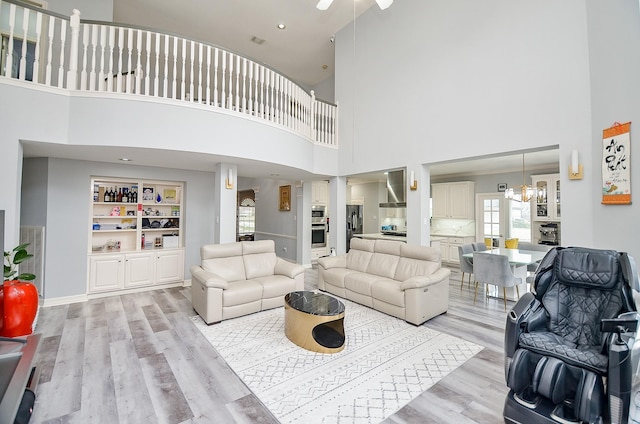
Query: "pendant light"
317 0 393 11
504 154 535 202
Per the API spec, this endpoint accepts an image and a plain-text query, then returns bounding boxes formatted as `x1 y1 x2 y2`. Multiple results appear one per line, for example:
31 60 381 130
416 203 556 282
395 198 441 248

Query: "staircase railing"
0 0 337 146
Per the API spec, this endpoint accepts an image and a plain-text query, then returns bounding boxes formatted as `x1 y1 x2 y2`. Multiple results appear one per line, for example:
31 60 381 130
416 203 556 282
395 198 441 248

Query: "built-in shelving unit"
88 177 184 294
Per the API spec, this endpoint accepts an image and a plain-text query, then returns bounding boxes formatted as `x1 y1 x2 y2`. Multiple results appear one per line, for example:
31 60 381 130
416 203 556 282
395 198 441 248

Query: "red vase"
0 280 39 337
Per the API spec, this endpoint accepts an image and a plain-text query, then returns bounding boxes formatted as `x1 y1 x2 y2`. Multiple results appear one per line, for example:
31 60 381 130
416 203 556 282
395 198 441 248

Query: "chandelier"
504 154 536 202
317 0 393 11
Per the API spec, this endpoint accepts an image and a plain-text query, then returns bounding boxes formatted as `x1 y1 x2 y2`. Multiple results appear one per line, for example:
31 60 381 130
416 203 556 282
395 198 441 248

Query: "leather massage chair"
503 247 640 424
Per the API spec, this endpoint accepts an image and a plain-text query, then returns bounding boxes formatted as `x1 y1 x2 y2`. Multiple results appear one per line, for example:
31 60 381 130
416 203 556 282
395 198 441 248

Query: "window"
237 190 256 240
482 198 501 245
508 199 531 242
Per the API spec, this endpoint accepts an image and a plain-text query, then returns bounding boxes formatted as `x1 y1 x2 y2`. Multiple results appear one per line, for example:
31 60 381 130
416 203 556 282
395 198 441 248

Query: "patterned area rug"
191 297 482 424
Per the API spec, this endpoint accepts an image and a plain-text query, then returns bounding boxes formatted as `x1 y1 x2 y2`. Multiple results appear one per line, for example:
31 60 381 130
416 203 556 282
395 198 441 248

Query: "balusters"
88 24 98 90
221 51 226 108
6 5 15 78
253 63 260 116
116 27 124 92
135 29 142 94
107 27 115 91
206 46 211 105
228 53 234 109
180 38 186 100
33 12 42 83
58 21 66 88
242 58 247 113
197 43 203 103
98 26 106 90
189 40 195 101
126 28 133 93
213 48 219 106
19 8 29 80
46 16 54 85
146 31 152 95
80 24 89 89
235 55 240 110
171 37 177 99
259 65 265 118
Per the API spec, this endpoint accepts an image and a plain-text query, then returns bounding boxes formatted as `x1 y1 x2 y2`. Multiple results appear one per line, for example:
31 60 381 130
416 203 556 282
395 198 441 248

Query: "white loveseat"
317 238 450 325
190 240 305 324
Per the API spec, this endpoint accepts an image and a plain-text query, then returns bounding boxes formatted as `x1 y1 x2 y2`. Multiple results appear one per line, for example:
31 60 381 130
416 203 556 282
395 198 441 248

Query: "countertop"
430 233 475 238
352 233 407 242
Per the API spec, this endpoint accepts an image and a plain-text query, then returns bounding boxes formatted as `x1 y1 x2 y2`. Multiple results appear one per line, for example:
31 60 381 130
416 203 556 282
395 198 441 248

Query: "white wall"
21 157 216 300
334 0 639 259
46 0 113 21
586 0 640 255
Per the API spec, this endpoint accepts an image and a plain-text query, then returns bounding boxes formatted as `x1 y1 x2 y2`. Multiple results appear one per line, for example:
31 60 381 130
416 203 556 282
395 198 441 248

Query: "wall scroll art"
602 122 631 205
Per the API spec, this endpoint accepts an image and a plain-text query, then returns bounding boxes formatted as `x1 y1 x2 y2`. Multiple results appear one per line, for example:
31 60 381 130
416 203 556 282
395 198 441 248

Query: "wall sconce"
409 170 418 191
568 150 583 180
225 168 234 189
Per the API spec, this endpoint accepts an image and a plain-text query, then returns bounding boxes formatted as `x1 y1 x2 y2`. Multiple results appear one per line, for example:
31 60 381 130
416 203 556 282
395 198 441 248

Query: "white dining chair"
472 253 522 311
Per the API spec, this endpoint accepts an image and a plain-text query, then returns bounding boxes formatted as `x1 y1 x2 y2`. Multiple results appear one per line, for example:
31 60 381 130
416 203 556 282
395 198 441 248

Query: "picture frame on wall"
279 185 291 211
498 183 507 192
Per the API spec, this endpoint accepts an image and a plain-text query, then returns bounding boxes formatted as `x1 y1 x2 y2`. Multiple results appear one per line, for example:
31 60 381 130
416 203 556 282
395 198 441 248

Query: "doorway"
237 190 255 241
476 193 506 247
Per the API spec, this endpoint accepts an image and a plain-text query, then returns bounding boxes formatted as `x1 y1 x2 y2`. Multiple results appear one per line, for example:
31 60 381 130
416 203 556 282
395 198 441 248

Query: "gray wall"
21 157 216 300
46 0 114 20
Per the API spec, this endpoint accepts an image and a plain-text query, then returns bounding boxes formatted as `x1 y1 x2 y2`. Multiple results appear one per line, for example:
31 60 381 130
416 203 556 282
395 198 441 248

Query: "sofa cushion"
242 240 278 279
321 268 356 288
223 280 263 307
345 272 382 296
367 252 400 279
371 279 405 308
253 275 297 299
346 238 375 272
394 244 441 282
201 243 247 282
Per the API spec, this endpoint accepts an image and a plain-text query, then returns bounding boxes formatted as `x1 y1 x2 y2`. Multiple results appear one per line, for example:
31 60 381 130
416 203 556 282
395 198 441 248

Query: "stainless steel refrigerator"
346 204 363 252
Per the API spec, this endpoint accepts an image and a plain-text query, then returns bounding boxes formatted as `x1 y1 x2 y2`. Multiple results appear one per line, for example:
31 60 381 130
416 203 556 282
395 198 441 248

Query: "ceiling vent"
250 36 265 45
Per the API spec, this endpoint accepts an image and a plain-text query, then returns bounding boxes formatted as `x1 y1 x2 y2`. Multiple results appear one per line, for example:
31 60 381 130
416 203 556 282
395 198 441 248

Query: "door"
476 193 506 247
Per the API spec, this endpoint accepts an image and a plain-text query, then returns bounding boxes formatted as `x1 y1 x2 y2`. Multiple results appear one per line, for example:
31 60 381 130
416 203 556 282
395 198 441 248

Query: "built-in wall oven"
311 205 327 248
312 223 327 248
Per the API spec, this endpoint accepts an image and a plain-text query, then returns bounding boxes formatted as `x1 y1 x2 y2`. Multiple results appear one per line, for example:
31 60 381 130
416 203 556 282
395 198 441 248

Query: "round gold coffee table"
284 291 345 354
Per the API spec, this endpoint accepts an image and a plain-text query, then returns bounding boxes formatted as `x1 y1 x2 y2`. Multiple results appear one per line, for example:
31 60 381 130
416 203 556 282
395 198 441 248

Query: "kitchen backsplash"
431 218 475 236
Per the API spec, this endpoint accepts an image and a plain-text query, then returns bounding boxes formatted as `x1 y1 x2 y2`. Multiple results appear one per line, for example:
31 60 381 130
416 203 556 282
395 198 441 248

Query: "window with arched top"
237 190 255 240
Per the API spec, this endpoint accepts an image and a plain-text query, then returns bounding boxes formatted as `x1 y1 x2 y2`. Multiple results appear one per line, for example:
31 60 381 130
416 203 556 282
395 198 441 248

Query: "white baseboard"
41 294 88 307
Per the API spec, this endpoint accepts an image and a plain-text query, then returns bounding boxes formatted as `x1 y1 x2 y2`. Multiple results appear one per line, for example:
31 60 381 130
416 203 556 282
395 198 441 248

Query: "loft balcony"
0 1 338 148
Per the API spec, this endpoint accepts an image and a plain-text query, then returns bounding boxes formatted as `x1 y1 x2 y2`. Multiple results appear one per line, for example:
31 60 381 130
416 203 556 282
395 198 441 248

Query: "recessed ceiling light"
277 23 286 30
119 158 132 162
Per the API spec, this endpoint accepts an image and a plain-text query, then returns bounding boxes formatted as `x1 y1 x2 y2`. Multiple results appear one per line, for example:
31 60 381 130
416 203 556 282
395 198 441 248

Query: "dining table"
462 248 549 301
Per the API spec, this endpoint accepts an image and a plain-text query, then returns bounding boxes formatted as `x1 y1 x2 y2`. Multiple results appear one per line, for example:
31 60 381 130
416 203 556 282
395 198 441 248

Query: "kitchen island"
351 233 407 242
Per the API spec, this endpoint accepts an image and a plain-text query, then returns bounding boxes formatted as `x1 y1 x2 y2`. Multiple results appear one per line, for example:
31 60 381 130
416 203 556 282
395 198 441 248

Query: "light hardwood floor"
30 266 510 424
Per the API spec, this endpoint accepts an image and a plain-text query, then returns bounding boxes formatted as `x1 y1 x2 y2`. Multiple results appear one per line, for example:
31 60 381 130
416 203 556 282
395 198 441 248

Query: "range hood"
379 170 406 207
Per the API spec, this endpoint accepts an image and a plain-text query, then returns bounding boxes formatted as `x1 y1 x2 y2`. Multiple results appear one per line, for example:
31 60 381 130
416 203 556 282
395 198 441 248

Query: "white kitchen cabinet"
431 182 475 219
89 254 125 292
531 174 560 221
312 181 329 204
439 236 475 264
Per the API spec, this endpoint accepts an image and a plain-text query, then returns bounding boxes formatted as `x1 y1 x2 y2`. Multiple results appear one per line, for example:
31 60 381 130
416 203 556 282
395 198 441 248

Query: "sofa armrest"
190 265 229 289
399 268 451 290
317 255 346 270
274 259 305 279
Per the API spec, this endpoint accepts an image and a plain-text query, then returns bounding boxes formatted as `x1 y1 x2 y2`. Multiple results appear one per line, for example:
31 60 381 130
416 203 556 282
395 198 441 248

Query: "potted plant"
2 243 38 337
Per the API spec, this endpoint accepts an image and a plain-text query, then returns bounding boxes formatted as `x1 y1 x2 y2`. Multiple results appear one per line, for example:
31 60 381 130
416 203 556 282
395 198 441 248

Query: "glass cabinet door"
535 180 548 218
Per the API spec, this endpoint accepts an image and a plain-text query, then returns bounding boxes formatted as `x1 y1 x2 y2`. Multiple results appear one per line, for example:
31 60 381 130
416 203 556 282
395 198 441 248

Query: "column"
214 163 237 244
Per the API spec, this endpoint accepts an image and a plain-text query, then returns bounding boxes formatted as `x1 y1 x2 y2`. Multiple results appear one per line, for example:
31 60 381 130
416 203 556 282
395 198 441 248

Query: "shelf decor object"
602 122 631 205
2 243 38 337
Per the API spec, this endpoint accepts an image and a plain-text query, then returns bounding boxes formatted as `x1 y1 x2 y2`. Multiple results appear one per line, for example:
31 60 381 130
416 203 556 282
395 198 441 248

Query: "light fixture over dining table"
316 0 394 11
505 153 536 202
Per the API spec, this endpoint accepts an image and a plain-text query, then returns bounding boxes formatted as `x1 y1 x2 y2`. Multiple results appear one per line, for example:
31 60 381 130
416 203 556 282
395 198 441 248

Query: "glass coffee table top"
285 291 345 316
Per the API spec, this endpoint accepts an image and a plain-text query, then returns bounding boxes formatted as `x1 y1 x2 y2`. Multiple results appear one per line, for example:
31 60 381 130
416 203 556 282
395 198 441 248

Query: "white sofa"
190 240 305 324
317 238 450 325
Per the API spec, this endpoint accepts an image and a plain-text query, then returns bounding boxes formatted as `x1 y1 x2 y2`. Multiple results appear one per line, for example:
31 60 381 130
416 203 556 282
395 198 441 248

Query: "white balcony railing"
0 1 337 146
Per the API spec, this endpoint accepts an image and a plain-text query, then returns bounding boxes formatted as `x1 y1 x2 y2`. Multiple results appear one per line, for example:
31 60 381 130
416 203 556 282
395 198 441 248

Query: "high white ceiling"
112 0 377 88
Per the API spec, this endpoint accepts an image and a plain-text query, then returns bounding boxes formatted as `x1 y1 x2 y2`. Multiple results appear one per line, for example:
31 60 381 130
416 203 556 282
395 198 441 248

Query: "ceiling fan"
316 0 393 11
